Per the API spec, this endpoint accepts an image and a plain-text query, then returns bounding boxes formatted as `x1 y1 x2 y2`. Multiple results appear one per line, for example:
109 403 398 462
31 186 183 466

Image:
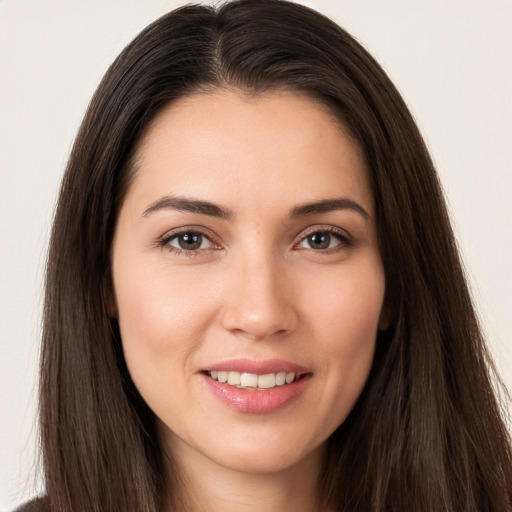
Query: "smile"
202 359 312 413
207 370 298 389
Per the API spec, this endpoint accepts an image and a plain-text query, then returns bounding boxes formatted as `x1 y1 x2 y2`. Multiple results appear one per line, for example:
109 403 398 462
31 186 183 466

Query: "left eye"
167 232 213 251
297 231 344 250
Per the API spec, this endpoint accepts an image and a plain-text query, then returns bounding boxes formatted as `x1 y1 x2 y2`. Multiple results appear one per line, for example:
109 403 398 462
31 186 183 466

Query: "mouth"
201 359 312 413
204 370 303 390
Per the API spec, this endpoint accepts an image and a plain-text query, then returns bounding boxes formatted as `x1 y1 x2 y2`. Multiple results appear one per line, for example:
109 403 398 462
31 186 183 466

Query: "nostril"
219 279 300 339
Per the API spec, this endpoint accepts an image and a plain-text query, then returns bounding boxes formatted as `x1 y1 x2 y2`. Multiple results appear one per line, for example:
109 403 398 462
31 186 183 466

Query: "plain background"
1 0 511 509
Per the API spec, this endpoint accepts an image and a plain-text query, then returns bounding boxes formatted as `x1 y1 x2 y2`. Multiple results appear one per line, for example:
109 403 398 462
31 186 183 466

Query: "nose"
220 250 299 340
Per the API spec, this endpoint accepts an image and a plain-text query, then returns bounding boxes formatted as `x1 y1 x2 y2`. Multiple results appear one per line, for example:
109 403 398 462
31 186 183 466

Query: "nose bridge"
221 244 298 339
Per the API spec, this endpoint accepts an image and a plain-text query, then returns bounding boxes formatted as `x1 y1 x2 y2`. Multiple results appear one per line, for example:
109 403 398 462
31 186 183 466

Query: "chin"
198 429 325 475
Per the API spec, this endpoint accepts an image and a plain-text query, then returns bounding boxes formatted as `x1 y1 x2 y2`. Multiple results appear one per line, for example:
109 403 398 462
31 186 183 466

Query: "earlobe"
378 310 390 331
378 295 395 331
103 275 118 318
107 294 118 318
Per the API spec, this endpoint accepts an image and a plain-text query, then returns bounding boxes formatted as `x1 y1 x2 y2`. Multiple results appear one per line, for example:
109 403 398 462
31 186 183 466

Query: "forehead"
127 89 373 215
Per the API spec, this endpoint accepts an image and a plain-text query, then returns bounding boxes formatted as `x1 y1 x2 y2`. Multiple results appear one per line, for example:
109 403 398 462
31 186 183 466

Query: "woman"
18 0 512 510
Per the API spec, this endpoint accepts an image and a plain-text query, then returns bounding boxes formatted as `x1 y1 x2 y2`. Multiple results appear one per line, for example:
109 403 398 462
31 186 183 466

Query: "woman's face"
112 90 386 476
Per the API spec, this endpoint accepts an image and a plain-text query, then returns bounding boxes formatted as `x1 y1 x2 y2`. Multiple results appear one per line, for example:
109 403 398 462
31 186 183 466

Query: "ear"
103 273 118 318
378 293 395 331
107 292 118 318
378 309 390 331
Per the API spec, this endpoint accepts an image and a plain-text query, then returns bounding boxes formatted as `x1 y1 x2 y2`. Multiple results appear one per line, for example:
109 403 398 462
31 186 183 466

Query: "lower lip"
203 374 311 413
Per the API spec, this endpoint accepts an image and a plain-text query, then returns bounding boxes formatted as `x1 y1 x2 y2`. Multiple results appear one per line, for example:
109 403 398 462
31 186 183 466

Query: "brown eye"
297 230 348 251
168 232 212 251
307 232 332 250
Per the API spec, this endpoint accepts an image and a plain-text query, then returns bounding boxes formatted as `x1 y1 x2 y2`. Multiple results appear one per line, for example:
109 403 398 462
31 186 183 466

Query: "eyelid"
157 225 222 252
155 224 353 255
293 224 354 250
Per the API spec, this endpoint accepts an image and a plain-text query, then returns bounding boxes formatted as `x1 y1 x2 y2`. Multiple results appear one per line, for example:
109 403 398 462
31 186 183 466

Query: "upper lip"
203 358 310 375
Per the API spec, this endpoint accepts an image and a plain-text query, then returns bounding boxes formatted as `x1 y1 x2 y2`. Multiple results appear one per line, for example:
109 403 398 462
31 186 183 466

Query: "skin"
111 89 387 511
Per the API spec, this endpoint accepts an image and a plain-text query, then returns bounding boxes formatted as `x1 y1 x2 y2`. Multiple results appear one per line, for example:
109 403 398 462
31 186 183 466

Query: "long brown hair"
38 1 512 511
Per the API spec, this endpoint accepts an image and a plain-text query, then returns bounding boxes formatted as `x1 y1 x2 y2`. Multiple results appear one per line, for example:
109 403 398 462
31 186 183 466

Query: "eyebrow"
290 198 370 221
142 195 234 219
141 195 369 221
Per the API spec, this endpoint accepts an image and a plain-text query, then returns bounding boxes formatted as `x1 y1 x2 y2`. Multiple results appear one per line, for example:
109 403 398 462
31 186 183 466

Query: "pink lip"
203 358 309 375
201 358 312 414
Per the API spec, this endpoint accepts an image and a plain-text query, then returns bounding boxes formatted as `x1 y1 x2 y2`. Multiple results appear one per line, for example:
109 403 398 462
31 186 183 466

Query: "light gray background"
1 0 511 509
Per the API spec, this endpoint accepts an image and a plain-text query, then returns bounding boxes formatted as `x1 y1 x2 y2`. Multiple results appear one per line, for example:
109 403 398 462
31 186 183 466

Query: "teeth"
208 370 297 389
227 371 241 385
275 372 286 386
240 372 258 388
258 373 276 389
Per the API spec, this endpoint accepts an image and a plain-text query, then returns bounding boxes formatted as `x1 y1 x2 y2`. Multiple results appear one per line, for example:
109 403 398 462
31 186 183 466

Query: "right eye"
298 231 344 250
164 231 214 252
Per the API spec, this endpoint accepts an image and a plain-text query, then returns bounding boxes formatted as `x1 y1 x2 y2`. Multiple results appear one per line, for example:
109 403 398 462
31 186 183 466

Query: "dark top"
12 499 41 512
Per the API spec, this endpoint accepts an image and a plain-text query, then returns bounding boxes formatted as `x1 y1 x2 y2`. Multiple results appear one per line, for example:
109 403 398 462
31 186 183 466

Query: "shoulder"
12 505 30 512
12 497 47 512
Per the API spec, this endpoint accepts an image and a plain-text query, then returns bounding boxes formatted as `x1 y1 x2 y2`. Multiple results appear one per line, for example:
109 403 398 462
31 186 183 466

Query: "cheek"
113 264 218 423
310 265 385 354
305 264 384 424
113 263 218 366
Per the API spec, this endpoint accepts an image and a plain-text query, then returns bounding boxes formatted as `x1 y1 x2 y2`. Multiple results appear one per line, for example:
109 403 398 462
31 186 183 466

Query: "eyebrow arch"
142 195 234 220
142 195 369 222
290 198 370 221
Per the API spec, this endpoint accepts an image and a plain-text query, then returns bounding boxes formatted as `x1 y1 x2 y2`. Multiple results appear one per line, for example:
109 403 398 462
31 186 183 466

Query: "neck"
163 438 328 512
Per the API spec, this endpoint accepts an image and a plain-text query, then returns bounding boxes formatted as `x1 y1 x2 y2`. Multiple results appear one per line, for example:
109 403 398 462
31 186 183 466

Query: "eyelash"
294 226 353 253
157 228 220 257
157 225 353 257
